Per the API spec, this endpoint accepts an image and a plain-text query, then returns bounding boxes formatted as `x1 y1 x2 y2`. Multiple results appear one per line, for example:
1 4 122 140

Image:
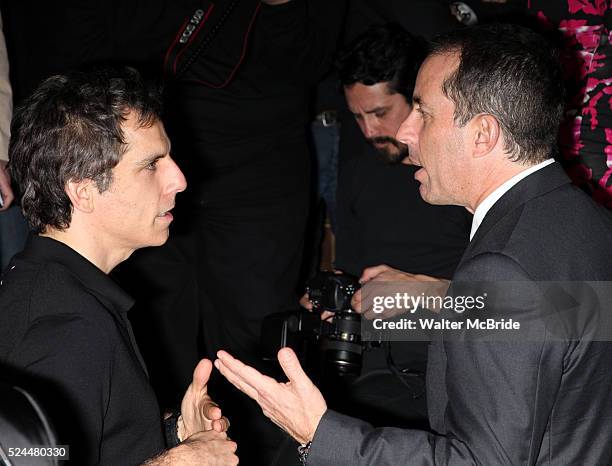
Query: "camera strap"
163 0 261 87
384 342 426 400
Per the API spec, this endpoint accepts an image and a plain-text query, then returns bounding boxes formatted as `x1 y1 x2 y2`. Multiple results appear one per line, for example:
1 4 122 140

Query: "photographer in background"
300 25 470 428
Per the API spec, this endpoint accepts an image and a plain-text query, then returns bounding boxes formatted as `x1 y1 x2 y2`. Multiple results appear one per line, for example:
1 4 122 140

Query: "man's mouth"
157 207 174 220
414 167 426 182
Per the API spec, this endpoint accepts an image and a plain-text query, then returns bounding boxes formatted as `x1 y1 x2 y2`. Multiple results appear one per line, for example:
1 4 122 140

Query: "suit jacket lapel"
458 162 571 268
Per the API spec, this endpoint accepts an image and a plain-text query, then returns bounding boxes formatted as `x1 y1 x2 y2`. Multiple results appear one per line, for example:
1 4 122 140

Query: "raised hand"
179 359 229 441
215 348 326 444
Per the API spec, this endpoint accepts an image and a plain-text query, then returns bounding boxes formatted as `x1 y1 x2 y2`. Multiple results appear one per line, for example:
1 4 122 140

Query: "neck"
468 161 537 213
41 226 131 274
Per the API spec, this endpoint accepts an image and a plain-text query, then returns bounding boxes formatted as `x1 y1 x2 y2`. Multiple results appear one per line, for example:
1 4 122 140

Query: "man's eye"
416 108 427 118
145 160 159 171
375 111 387 118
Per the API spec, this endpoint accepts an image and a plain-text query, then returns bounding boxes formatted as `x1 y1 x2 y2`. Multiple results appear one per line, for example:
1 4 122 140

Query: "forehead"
414 52 459 107
344 82 405 108
120 112 168 157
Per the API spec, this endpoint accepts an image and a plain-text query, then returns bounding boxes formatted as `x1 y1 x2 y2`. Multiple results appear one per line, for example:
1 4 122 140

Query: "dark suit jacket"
308 163 612 465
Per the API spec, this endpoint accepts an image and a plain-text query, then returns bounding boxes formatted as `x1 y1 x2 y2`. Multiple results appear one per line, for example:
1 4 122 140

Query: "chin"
146 230 171 248
418 186 436 205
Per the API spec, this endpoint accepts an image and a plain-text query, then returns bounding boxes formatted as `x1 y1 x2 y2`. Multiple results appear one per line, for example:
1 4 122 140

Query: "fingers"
351 289 362 313
215 351 268 401
215 361 259 401
277 347 308 385
359 264 391 284
320 311 334 321
0 191 12 210
192 358 213 392
299 293 313 310
212 416 230 433
202 400 222 421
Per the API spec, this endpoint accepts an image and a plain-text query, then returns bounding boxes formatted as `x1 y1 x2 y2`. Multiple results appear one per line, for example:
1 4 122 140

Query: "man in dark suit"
213 23 612 465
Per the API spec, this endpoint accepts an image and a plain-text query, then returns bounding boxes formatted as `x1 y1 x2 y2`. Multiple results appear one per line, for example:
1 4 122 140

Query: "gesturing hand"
215 348 327 444
179 359 229 441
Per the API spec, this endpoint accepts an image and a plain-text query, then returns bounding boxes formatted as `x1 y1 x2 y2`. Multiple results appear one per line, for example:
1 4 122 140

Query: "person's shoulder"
472 184 612 279
0 259 118 361
513 184 612 250
7 258 114 319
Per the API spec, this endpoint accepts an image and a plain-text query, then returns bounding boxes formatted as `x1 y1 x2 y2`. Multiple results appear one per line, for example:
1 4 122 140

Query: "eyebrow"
352 106 390 115
365 106 389 114
138 141 171 167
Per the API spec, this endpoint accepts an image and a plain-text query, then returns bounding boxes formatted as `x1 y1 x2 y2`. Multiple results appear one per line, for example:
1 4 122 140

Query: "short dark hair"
336 24 427 101
9 66 163 233
430 23 564 164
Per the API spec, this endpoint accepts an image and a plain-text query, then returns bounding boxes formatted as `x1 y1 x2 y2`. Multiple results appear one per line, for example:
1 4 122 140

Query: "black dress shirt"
0 236 165 465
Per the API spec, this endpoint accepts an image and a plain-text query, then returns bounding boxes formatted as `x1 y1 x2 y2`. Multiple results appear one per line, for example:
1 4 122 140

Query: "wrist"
176 414 186 442
301 405 325 444
163 410 182 447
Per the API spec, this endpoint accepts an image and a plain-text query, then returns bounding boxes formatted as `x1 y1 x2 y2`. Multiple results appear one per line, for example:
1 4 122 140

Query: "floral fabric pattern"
529 0 612 206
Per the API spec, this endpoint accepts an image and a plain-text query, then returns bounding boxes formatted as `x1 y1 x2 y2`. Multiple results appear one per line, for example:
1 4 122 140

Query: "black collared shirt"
0 236 165 465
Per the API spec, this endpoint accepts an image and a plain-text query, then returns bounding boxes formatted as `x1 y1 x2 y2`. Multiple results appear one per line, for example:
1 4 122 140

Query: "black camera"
261 272 363 376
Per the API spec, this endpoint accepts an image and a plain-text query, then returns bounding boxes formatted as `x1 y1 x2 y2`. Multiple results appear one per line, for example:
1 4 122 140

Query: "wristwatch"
164 410 181 448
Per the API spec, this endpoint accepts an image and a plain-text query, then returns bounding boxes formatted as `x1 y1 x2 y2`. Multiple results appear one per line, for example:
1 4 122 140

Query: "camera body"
261 272 363 376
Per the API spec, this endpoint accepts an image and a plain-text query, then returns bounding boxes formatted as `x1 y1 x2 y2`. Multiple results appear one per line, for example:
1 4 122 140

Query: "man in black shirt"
0 67 237 465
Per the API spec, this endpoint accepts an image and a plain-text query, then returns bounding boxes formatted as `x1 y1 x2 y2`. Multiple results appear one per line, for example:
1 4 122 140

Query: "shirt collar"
470 159 555 240
20 235 135 314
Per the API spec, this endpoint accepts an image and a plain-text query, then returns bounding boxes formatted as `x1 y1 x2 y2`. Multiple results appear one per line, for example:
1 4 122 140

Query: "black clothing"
0 236 164 465
336 144 471 281
331 3 471 431
332 142 470 429
121 2 347 465
344 0 458 44
0 0 194 105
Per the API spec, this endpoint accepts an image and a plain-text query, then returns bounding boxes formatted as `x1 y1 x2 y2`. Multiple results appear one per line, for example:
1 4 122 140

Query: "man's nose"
396 111 416 145
167 156 187 194
363 120 378 139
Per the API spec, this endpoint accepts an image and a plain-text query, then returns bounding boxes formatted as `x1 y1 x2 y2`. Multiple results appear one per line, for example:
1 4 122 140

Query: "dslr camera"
261 272 363 376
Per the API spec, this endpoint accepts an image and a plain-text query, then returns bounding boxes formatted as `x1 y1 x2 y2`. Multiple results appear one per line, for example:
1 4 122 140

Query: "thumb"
360 264 391 284
192 358 213 392
277 347 309 385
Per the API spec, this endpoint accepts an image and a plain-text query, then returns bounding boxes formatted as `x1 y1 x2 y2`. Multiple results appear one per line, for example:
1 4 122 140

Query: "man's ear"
65 178 96 214
472 114 501 158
